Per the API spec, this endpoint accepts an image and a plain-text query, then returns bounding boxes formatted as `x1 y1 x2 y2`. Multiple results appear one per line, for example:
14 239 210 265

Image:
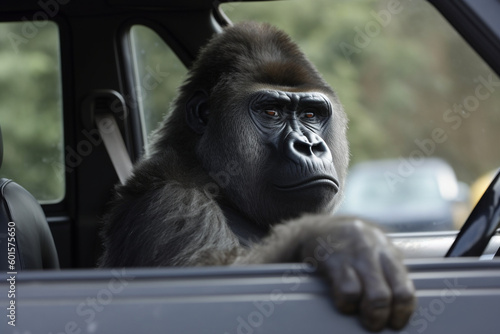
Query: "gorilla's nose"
284 132 331 163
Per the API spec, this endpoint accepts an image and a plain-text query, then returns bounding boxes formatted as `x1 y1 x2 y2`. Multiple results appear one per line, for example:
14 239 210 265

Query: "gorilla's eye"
304 112 315 119
265 110 279 117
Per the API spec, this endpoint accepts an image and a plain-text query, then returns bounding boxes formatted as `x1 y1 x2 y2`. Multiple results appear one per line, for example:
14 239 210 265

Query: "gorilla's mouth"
274 177 339 193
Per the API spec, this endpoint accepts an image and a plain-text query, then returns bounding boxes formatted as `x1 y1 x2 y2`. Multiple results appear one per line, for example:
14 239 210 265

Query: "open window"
0 21 64 203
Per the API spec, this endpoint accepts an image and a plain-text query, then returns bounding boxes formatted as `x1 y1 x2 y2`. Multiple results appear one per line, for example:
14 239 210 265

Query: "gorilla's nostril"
311 142 328 157
293 141 312 156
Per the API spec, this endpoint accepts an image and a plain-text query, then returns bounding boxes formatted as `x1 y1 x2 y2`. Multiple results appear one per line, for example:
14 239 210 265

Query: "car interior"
1 0 500 333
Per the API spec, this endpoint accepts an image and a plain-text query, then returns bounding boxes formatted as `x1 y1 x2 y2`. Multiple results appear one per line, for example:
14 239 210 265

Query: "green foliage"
0 22 63 202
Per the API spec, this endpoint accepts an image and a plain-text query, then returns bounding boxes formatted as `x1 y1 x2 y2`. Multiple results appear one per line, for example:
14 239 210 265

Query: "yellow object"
470 171 496 206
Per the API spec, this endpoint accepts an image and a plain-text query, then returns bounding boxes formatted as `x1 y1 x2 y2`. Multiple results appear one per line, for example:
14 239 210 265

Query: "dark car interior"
1 0 500 333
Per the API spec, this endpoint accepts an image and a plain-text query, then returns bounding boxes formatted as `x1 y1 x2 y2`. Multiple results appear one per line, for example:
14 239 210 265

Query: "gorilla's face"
248 90 339 190
248 89 339 193
191 86 347 226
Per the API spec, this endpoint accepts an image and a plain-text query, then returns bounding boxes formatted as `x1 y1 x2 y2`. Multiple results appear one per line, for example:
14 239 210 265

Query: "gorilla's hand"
300 217 415 331
238 215 415 332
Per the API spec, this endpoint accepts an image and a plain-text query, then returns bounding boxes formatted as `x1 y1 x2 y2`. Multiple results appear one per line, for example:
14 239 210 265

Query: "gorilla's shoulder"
119 148 208 196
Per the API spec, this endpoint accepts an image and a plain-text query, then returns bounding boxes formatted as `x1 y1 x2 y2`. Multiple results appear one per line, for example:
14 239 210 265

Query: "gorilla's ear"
186 90 210 134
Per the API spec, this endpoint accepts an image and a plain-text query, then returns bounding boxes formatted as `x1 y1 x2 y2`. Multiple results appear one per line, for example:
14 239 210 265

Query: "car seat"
0 125 59 270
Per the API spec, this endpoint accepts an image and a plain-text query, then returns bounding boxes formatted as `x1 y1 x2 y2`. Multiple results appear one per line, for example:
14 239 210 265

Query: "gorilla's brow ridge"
251 89 332 114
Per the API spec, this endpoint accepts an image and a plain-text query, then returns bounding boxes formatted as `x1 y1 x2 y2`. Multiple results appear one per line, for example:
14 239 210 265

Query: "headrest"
0 125 3 169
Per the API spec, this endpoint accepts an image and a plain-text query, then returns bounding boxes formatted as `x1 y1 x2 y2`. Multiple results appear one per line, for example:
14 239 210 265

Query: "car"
336 158 470 232
1 0 500 333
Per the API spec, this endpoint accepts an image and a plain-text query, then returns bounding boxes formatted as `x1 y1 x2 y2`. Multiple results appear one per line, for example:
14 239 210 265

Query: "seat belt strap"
95 113 133 184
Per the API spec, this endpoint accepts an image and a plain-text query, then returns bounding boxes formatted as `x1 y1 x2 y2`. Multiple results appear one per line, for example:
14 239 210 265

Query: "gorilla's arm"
237 215 415 331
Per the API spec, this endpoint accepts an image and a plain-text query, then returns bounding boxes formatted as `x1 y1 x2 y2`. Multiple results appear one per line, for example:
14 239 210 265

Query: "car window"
220 0 500 232
0 21 64 203
129 25 187 151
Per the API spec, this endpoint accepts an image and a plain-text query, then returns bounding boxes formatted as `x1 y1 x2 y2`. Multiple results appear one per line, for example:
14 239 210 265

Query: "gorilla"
99 22 415 331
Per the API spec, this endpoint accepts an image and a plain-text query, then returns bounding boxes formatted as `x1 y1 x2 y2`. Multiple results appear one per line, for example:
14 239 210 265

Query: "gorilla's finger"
326 263 362 314
356 258 393 332
380 252 416 330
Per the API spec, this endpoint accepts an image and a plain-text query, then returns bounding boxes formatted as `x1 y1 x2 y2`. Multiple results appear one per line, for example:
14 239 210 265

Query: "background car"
336 158 470 232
